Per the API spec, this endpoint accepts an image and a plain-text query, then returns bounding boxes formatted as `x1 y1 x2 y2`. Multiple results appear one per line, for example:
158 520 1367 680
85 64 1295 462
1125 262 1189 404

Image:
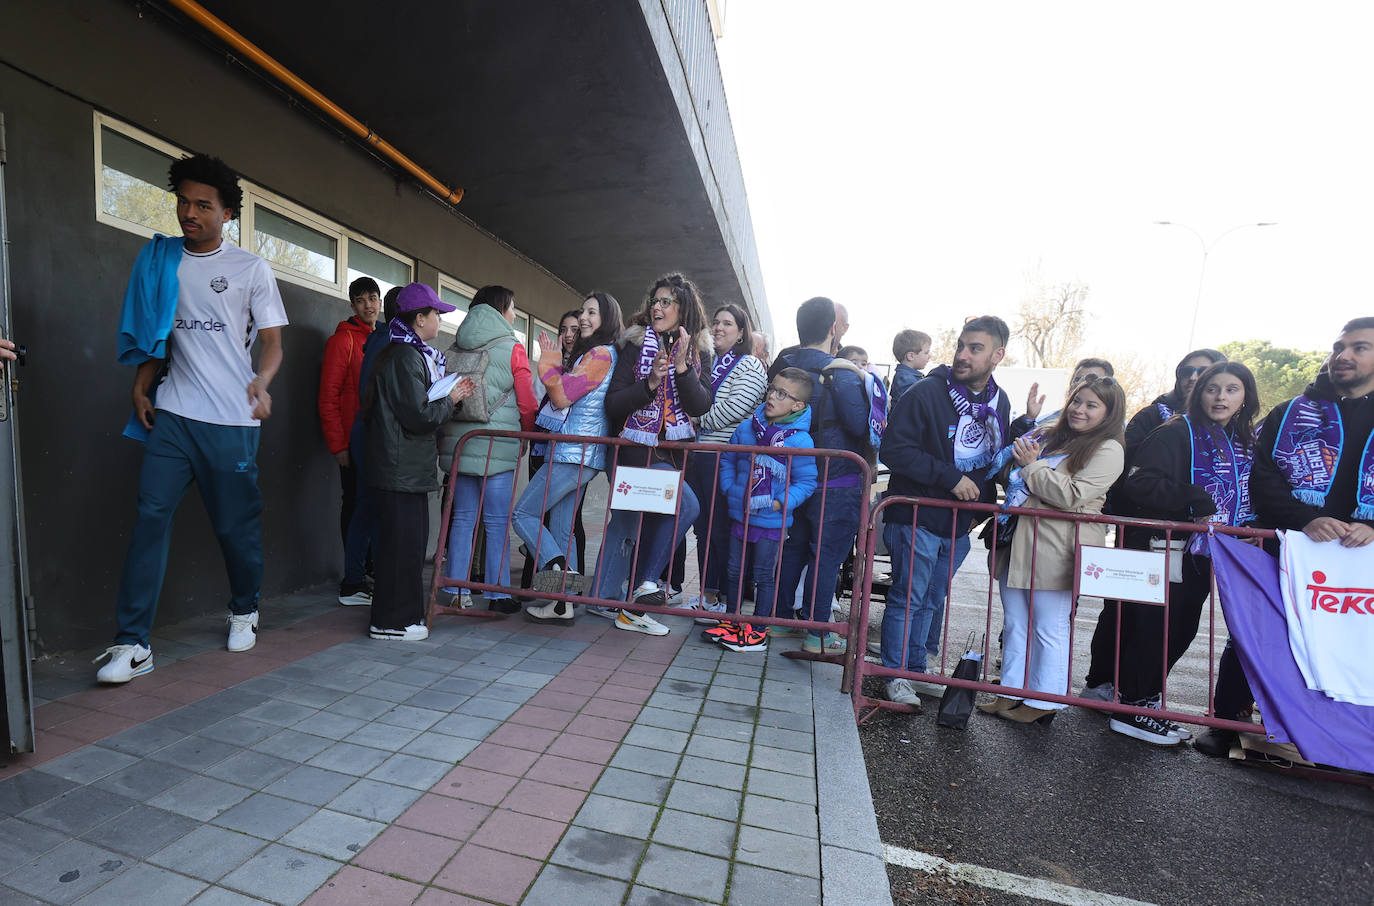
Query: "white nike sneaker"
227 611 259 652
94 644 153 684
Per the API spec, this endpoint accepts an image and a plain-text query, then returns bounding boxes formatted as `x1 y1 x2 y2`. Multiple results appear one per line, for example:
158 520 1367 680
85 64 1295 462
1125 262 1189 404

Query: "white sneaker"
886 678 921 706
631 581 667 607
227 612 259 652
94 644 153 684
1078 682 1116 703
615 611 670 636
665 585 684 605
337 586 372 606
586 605 620 620
524 600 575 624
369 623 430 641
691 598 729 625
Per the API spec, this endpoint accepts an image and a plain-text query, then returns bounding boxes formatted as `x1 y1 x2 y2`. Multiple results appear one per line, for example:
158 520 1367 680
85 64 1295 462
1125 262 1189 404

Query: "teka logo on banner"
1307 570 1373 614
1084 564 1103 579
616 481 632 496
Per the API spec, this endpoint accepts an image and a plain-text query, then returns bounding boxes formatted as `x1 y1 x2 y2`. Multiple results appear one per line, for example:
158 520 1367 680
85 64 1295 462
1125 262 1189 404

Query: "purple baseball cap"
396 282 457 314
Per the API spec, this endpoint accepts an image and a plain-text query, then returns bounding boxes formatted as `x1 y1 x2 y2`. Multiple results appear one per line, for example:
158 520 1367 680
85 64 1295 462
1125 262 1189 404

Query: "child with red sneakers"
710 368 818 651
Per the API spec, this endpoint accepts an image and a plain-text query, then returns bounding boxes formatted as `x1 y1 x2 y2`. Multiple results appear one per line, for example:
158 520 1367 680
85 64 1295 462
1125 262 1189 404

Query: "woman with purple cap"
362 283 475 641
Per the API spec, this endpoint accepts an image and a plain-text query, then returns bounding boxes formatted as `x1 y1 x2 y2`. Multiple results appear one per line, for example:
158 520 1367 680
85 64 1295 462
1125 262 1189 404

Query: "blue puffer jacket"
719 405 818 531
550 345 618 471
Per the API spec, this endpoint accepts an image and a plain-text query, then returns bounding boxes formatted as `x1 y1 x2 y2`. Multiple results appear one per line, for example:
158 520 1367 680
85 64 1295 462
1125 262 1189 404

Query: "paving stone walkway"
0 593 890 905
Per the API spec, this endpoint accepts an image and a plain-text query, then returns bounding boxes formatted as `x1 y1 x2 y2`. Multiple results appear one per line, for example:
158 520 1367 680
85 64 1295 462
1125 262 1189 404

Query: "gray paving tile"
572 793 659 837
622 724 690 754
270 684 346 710
684 736 750 764
262 766 355 806
754 707 812 733
80 804 201 858
590 768 671 806
302 672 373 694
235 700 319 728
451 664 505 681
341 721 422 752
635 843 729 903
0 770 78 817
703 685 757 706
148 824 268 881
476 683 537 704
186 887 268 906
516 657 568 675
650 808 736 859
709 672 760 691
198 716 280 748
428 675 487 696
644 692 703 714
0 883 44 905
627 886 714 906
727 864 820 906
429 713 501 740
211 792 318 840
699 701 758 723
665 780 741 822
747 767 816 806
754 725 813 754
400 731 480 763
5 839 131 904
279 808 385 860
147 736 244 772
354 679 420 703
93 724 186 758
288 712 366 741
379 666 437 687
663 666 714 684
204 750 298 789
748 745 813 778
306 742 392 776
70 860 207 906
197 690 273 716
635 707 698 733
714 660 765 678
402 689 469 712
675 756 745 790
522 864 628 906
148 775 253 821
34 747 138 784
251 729 333 762
497 669 554 689
324 778 423 823
742 794 818 837
86 759 191 800
219 842 342 906
454 696 521 720
549 826 645 880
149 706 233 737
608 744 681 776
365 753 450 790
691 716 755 744
20 786 137 836
758 693 809 715
323 696 392 721
374 704 445 731
0 817 67 874
237 676 291 697
735 825 819 877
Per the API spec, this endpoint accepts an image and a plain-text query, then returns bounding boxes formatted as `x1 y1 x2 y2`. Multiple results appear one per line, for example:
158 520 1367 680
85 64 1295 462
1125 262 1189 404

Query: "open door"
0 112 35 755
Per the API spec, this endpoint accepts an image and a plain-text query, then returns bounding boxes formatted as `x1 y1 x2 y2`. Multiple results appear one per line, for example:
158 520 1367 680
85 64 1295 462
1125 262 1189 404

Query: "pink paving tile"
353 825 462 884
595 683 653 705
413 889 487 906
545 733 619 764
579 697 644 722
467 809 565 861
571 653 625 670
100 694 177 722
27 731 83 763
564 714 632 741
395 793 492 841
523 753 604 791
433 844 542 905
616 658 669 677
57 685 144 710
144 679 220 705
434 765 520 806
507 704 575 731
612 665 666 685
301 866 421 906
483 723 558 753
46 711 138 745
459 742 540 777
541 676 604 696
33 701 95 731
526 689 591 712
499 778 587 822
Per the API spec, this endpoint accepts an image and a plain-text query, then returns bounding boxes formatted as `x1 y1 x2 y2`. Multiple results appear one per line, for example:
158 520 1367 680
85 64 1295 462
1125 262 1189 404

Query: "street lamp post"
1155 221 1277 349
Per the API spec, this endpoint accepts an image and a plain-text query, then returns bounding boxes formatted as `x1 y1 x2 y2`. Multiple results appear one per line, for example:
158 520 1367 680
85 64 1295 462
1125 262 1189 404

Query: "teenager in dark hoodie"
890 329 931 406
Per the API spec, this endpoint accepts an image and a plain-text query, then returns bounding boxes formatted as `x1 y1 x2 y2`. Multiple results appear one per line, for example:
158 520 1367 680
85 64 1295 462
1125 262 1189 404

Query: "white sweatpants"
998 582 1074 710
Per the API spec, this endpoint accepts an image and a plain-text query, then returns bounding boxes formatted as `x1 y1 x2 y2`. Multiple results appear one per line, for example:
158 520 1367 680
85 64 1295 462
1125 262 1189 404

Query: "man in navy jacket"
879 315 1019 705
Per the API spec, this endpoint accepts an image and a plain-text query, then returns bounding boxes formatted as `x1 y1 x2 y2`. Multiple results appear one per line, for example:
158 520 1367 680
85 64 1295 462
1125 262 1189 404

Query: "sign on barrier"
1078 545 1168 604
609 466 682 514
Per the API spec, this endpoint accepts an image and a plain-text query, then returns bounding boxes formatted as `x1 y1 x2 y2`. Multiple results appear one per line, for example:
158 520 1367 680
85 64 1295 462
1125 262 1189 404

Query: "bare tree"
1014 268 1088 369
1105 349 1169 413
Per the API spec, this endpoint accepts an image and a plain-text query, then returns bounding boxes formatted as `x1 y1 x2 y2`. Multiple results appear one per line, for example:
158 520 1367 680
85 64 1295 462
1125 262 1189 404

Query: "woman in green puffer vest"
437 286 538 612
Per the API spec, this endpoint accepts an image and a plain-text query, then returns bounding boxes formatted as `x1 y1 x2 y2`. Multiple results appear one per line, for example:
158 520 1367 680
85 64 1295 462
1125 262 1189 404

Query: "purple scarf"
948 373 1007 470
747 410 801 511
1188 416 1255 526
387 317 446 381
709 348 742 398
1273 394 1374 519
620 329 697 445
865 369 888 445
1156 400 1175 421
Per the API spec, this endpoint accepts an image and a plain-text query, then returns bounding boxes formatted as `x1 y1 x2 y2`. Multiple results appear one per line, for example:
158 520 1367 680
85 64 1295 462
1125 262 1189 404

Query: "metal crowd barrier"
428 429 871 671
849 495 1274 737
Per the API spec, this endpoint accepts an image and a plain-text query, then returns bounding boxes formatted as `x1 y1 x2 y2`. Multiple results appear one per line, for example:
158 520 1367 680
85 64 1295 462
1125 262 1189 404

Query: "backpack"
784 354 881 467
445 337 513 424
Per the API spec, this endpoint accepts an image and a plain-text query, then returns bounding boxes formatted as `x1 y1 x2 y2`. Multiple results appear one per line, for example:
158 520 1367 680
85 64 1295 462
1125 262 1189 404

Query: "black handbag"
937 634 983 730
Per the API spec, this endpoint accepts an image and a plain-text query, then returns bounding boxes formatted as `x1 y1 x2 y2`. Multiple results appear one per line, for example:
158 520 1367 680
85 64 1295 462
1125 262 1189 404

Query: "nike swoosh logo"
130 654 151 669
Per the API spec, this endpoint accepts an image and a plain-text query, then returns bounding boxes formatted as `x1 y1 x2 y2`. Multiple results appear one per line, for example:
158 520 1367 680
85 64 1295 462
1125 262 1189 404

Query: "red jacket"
318 317 375 454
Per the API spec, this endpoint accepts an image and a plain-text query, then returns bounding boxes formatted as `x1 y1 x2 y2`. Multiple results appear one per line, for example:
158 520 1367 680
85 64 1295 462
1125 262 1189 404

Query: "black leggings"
1116 553 1212 703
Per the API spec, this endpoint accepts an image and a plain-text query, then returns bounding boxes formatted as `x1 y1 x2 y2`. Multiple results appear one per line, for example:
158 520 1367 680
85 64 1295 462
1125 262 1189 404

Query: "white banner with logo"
609 466 683 515
1278 529 1374 706
1077 545 1168 604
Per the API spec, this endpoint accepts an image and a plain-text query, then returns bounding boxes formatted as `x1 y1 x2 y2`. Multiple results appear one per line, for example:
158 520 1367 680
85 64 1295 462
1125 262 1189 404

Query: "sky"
715 1 1367 372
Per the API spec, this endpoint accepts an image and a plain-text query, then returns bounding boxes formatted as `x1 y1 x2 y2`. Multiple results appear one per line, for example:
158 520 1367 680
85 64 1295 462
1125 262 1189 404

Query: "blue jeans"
726 532 782 619
342 421 375 585
115 412 262 646
512 462 597 573
445 471 516 600
880 521 971 670
591 462 699 601
777 484 863 630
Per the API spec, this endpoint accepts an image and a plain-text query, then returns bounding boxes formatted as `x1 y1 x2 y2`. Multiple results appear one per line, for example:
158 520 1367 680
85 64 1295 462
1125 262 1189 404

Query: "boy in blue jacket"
713 368 819 652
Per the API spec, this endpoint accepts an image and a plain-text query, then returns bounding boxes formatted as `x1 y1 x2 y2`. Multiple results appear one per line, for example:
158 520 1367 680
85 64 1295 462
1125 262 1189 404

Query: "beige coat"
1000 439 1124 591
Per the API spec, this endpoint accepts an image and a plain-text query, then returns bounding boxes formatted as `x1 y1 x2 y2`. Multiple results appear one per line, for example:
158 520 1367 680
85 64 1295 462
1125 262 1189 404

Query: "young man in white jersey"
97 153 288 683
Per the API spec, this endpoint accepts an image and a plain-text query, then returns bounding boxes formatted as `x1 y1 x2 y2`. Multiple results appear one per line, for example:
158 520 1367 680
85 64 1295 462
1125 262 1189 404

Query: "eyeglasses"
766 386 801 402
650 296 679 309
1177 365 1207 378
1080 374 1118 387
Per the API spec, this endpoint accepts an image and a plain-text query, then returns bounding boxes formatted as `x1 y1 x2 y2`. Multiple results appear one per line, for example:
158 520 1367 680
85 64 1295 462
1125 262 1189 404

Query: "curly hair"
168 153 243 218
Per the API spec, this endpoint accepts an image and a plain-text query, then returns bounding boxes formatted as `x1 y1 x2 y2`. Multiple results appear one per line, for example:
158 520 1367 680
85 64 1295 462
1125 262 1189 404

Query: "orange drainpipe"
165 0 464 205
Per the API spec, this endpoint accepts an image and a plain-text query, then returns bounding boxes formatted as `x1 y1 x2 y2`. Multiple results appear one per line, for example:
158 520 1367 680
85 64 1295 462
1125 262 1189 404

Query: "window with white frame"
436 276 475 336
347 238 412 297
251 202 338 286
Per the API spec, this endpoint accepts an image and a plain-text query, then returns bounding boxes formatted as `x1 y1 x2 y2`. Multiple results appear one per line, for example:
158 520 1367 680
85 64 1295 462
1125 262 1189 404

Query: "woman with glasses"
586 273 713 635
979 375 1126 724
1108 361 1260 745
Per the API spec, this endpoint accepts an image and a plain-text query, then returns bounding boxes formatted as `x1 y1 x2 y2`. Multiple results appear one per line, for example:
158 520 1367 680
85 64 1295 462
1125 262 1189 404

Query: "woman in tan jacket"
980 375 1127 724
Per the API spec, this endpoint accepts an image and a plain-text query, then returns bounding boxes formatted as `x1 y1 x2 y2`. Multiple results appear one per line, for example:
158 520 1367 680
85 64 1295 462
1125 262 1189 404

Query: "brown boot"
976 696 1019 715
1000 704 1058 725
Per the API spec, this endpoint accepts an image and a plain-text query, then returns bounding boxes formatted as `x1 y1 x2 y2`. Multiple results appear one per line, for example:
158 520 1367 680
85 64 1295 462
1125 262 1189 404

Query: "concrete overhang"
190 0 769 334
